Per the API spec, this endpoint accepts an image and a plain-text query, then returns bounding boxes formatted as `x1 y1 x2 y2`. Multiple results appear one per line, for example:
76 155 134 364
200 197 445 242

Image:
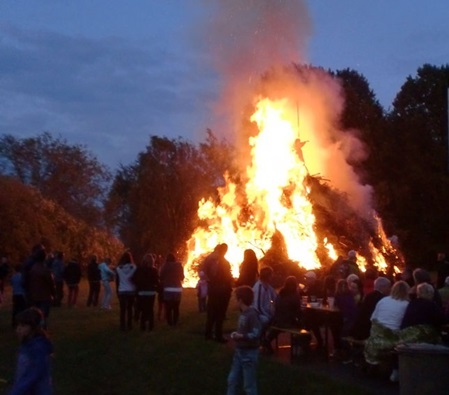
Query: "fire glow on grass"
183 97 399 287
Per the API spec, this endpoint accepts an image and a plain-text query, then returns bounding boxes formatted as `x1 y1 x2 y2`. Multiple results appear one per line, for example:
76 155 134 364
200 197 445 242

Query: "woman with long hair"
132 253 159 331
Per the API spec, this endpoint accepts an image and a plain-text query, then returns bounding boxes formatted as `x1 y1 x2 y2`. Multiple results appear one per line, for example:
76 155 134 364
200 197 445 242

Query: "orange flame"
184 97 401 287
184 97 332 286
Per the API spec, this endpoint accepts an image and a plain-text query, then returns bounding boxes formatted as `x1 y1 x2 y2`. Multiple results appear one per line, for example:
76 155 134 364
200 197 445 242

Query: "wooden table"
302 303 342 358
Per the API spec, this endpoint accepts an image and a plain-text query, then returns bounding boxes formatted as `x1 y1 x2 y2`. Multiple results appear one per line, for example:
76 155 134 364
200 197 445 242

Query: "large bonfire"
182 1 403 286
183 68 402 287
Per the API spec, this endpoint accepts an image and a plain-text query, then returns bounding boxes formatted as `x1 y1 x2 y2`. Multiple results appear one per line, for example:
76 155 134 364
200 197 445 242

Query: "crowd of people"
2 244 449 394
197 246 449 393
0 245 185 393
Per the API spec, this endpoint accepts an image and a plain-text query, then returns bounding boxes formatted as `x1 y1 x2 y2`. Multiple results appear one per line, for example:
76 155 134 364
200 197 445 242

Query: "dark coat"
28 263 55 303
350 290 386 340
132 266 159 293
63 261 81 286
87 262 101 282
401 298 446 329
273 290 301 327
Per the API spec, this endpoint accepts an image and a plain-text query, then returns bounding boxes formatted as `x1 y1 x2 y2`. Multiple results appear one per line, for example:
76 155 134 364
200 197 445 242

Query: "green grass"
0 280 369 395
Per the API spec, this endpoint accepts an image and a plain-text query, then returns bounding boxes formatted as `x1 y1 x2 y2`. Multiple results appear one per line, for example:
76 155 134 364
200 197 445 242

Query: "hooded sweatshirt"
10 335 54 395
116 263 137 293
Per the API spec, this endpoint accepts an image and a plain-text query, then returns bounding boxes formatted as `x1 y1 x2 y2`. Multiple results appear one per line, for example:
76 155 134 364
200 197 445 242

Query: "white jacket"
116 263 137 293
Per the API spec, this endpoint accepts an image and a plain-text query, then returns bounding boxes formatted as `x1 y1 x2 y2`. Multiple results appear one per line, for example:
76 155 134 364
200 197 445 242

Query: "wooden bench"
269 326 312 361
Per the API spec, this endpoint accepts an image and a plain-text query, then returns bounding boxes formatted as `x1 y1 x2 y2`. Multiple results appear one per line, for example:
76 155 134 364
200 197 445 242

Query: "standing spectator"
196 271 208 313
154 254 165 322
132 253 159 331
22 244 46 304
115 251 137 331
63 259 81 308
252 266 277 332
227 286 261 395
8 307 54 395
204 243 233 342
236 249 259 287
10 264 27 327
0 256 11 304
160 253 184 327
99 258 115 310
86 255 101 307
51 251 65 307
28 249 55 329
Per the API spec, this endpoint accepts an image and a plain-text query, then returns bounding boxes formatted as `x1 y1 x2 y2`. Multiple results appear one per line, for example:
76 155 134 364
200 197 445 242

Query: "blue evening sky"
1 1 448 168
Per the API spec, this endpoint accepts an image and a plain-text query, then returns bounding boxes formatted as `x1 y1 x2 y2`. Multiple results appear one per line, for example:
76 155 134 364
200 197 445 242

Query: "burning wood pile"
183 70 403 287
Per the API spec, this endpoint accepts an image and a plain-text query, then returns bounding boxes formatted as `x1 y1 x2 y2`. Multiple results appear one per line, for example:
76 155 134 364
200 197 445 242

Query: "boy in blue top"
227 286 261 395
9 307 54 395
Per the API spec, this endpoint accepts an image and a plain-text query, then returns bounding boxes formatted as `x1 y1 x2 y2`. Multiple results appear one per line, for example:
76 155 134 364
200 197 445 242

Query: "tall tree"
107 133 234 259
0 175 123 265
0 132 111 226
387 64 449 262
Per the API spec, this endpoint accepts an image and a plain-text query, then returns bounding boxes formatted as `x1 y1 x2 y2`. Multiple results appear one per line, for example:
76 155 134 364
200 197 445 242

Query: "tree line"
0 63 448 268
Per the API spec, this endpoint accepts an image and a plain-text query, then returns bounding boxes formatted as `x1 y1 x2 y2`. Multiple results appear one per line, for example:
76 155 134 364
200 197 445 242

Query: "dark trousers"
164 291 182 326
119 292 135 331
206 290 231 340
54 281 64 306
67 284 79 307
198 296 207 313
12 294 27 326
137 294 156 331
87 281 101 307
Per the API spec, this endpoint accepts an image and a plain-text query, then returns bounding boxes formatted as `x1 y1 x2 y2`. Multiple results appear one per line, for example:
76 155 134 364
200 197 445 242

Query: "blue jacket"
9 335 53 395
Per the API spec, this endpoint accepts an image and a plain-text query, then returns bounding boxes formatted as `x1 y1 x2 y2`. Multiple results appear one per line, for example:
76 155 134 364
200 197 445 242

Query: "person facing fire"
338 250 360 279
203 243 233 343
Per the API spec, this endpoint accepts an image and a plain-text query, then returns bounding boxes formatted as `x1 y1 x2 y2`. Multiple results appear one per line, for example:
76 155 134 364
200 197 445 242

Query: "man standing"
204 243 233 343
51 251 65 307
87 255 101 307
28 249 56 328
99 258 115 310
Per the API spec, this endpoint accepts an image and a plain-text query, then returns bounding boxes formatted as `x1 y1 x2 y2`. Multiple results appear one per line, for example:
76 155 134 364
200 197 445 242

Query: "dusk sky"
1 1 448 169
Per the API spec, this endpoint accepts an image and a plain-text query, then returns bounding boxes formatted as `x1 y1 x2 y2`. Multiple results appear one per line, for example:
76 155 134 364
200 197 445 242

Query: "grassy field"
0 280 369 395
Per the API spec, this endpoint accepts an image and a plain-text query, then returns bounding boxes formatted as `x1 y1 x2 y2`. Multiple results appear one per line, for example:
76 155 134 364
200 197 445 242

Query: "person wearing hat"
337 251 360 279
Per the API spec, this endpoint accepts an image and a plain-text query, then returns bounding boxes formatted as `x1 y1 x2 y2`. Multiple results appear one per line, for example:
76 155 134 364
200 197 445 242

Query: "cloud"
0 24 217 168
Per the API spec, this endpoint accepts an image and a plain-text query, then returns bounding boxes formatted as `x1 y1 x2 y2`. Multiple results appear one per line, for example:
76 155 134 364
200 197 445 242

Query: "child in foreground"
227 285 261 395
9 307 54 395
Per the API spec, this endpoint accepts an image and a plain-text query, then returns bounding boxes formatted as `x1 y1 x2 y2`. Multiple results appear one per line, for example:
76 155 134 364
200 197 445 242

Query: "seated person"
350 277 391 340
332 279 357 356
264 276 301 353
347 274 363 306
364 280 410 365
400 282 446 343
300 271 324 301
409 268 442 308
